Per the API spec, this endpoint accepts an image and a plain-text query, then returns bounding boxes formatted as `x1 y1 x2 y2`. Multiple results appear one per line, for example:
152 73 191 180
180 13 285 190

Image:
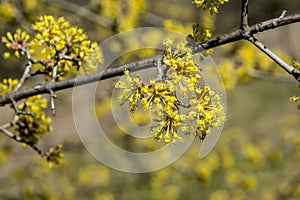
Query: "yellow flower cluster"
0 78 18 95
141 80 177 111
2 29 30 58
32 15 102 78
188 24 212 44
192 0 229 15
115 40 225 144
115 72 183 143
152 113 183 144
15 95 52 145
114 70 144 112
290 95 300 110
0 80 51 145
45 144 64 169
163 40 202 91
2 15 102 80
0 15 104 164
183 85 225 139
32 16 71 51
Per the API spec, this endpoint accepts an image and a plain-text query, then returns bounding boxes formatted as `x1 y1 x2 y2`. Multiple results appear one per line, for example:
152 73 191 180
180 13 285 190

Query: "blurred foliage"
1 80 299 199
0 0 300 200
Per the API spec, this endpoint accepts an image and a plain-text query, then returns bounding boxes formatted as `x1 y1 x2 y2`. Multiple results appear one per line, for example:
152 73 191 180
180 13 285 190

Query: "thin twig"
155 55 164 80
0 123 45 156
248 36 300 81
196 13 300 52
10 98 33 116
279 10 287 18
49 88 57 116
239 1 300 81
241 0 250 35
1 14 300 106
50 62 58 116
14 48 33 92
0 55 161 106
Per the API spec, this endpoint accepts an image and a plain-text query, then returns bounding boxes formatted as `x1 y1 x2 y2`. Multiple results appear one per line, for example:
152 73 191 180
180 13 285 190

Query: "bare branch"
10 98 33 116
0 55 161 106
241 0 250 35
49 88 57 116
247 37 300 81
14 48 33 92
279 10 288 18
196 13 300 52
1 13 300 107
0 122 45 156
155 55 164 80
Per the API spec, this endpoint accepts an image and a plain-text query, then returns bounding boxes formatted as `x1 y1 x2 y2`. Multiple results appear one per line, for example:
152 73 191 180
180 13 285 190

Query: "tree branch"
1 13 300 106
248 37 300 80
195 13 300 52
241 0 250 35
0 55 161 106
0 122 45 156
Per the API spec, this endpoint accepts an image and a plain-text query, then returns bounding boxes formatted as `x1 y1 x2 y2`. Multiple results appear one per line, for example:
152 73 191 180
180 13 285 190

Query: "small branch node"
49 89 57 116
10 97 34 116
279 10 287 18
292 69 300 82
14 48 33 92
240 0 250 38
155 55 164 80
0 123 45 157
45 83 57 116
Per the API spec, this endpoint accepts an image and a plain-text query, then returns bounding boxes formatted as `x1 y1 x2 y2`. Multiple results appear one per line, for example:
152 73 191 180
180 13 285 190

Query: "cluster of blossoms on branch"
193 0 229 15
2 15 102 80
0 15 103 166
0 78 52 144
115 39 225 144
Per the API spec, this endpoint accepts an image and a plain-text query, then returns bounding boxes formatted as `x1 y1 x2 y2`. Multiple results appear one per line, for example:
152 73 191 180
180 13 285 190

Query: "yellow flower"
192 0 229 15
15 95 52 144
183 85 225 140
188 24 212 44
2 29 30 58
290 95 299 102
114 70 144 112
141 80 177 111
114 39 225 144
152 113 183 144
0 78 18 95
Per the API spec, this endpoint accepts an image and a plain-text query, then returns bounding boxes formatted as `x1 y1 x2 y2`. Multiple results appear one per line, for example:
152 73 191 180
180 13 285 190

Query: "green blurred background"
0 0 300 199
